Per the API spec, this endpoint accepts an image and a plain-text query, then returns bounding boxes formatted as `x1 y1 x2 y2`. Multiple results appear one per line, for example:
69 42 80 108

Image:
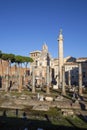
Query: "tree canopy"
0 51 33 64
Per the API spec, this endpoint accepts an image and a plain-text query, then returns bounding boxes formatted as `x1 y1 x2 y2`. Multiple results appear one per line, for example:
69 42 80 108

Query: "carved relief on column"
58 29 64 88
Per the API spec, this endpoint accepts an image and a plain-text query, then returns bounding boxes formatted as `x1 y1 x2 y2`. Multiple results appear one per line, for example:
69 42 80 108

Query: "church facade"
30 44 52 87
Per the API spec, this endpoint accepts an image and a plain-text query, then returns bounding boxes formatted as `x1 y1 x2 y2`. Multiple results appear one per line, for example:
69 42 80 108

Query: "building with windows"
30 43 52 87
29 31 87 88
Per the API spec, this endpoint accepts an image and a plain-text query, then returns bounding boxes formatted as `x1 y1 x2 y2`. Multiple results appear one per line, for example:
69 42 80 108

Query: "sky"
0 0 87 58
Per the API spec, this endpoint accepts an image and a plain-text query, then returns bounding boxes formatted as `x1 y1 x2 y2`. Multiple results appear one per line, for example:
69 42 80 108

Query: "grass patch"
66 116 87 129
0 107 87 130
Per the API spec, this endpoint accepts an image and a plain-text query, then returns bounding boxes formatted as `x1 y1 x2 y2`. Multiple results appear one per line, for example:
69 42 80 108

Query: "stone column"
62 66 66 95
79 63 82 95
86 63 87 86
46 53 50 94
18 66 22 93
49 68 51 89
5 65 9 92
46 66 50 94
5 77 8 92
32 66 35 93
58 29 64 88
68 70 71 87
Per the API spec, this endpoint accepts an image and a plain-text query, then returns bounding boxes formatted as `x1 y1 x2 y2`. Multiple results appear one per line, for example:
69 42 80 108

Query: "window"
36 60 38 66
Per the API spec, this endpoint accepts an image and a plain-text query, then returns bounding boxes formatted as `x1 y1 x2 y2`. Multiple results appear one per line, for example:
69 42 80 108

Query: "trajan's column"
58 29 64 87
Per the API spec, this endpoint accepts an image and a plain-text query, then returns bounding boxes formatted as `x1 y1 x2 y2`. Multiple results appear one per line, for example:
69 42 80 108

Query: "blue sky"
0 0 87 58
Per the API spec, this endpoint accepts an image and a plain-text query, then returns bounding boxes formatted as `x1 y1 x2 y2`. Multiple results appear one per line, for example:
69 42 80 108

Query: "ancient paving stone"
32 104 49 111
